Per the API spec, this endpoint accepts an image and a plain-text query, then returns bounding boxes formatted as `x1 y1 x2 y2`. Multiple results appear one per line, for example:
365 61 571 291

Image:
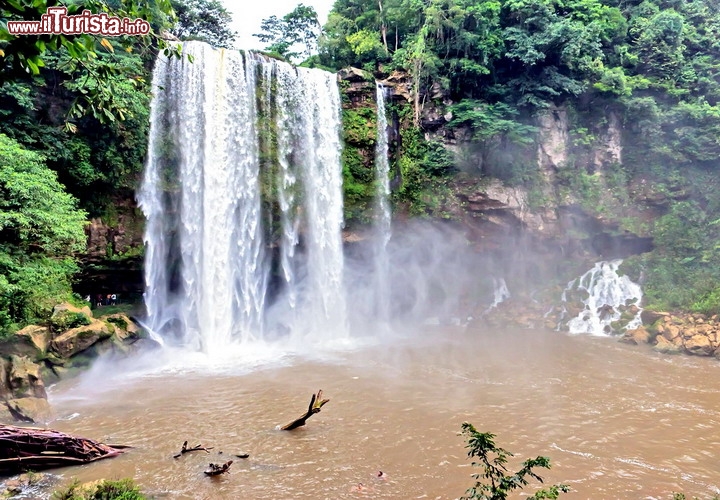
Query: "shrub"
460 422 569 500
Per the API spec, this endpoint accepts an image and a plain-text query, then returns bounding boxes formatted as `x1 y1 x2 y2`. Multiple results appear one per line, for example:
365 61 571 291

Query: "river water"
43 326 720 499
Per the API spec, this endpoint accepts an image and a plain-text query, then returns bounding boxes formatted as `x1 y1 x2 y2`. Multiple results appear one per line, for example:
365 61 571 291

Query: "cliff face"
81 67 675 296
77 198 145 298
340 68 656 268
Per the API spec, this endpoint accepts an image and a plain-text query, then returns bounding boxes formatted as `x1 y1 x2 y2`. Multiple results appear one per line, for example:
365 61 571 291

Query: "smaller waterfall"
561 260 643 335
484 278 511 313
373 83 392 321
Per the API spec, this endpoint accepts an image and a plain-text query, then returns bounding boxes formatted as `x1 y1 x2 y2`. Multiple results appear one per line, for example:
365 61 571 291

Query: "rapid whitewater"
138 42 347 354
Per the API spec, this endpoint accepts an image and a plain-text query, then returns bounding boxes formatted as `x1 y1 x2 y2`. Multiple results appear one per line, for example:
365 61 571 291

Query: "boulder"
4 397 52 423
15 325 52 353
621 326 651 345
662 324 681 341
8 355 46 399
0 357 9 399
0 332 44 359
379 70 412 101
50 302 92 333
103 314 139 342
52 301 93 320
684 335 713 356
1 472 47 497
51 320 112 358
653 335 681 354
337 66 369 82
127 338 163 354
0 403 14 423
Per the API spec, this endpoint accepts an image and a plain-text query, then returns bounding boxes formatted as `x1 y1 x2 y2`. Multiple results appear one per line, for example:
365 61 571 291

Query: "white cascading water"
138 42 347 354
485 278 511 313
562 260 643 335
373 83 392 321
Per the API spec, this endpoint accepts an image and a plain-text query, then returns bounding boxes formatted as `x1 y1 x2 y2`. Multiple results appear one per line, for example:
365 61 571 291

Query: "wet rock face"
50 321 113 359
0 356 51 423
0 304 144 423
84 200 144 263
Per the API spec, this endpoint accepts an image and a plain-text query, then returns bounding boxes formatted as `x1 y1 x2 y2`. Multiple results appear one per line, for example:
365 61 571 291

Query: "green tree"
254 4 321 61
1 0 177 125
0 0 176 78
634 10 686 79
0 134 87 333
170 0 236 48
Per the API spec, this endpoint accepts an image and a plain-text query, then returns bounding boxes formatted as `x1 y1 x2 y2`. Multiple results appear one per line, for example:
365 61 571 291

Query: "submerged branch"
281 389 330 431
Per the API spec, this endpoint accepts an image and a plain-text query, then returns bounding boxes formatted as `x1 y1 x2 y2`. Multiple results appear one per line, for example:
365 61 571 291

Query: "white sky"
221 0 335 50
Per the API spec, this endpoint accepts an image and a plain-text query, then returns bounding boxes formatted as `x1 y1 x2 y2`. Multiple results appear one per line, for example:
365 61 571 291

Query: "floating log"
0 424 126 473
204 460 233 476
280 389 330 431
173 440 213 459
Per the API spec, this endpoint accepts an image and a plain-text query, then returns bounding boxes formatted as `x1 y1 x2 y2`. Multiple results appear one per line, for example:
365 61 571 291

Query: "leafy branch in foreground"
460 422 569 500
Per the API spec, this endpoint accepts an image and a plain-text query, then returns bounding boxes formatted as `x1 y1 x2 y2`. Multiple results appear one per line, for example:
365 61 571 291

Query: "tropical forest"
1 0 720 498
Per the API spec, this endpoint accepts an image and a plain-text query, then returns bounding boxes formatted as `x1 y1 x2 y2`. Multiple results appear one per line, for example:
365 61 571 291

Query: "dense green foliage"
460 422 569 500
1 0 179 122
170 0 236 48
254 4 321 61
0 0 180 334
0 134 86 335
0 48 151 214
315 0 720 313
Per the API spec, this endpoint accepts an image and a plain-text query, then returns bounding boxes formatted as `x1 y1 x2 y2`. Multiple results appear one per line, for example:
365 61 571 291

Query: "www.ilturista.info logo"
7 6 150 36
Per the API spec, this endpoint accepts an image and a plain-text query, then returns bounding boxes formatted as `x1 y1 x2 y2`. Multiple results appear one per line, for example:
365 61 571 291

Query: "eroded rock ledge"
0 302 151 423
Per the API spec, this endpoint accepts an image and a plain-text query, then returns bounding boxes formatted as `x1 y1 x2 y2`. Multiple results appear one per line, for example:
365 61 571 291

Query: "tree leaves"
0 134 87 256
169 0 236 48
253 3 321 62
459 422 569 500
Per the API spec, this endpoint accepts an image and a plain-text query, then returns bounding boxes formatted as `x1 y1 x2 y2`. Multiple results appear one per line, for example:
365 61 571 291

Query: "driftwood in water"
281 389 330 430
204 460 233 476
0 424 126 473
173 440 213 459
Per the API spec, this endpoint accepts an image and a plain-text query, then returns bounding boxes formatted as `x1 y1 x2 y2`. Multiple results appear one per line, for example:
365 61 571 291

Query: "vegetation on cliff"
0 134 86 335
0 0 183 333
307 0 720 314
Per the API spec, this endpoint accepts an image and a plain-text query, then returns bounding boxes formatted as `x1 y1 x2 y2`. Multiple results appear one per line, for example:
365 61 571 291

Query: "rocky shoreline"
0 302 152 423
484 298 720 359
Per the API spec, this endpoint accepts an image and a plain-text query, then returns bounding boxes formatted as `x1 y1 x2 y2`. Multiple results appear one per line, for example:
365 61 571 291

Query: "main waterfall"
138 42 347 354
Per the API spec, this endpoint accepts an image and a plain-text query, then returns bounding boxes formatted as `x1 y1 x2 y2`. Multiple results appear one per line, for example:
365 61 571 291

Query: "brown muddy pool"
22 326 720 498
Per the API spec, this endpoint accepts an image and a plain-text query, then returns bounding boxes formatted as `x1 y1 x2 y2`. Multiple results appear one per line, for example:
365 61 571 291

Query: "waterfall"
561 260 643 336
484 278 511 313
373 83 392 321
138 42 347 354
